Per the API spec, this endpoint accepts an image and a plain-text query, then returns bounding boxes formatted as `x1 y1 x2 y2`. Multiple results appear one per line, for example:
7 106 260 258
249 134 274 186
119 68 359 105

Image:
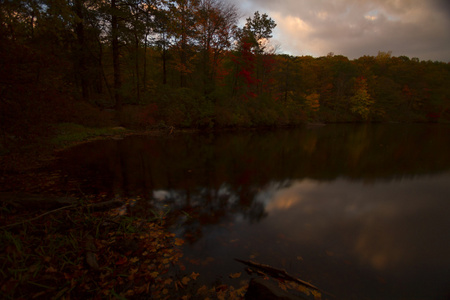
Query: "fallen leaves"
115 256 128 265
0 197 188 299
181 276 190 285
45 266 57 273
194 282 249 300
0 194 259 300
190 272 200 280
278 280 322 299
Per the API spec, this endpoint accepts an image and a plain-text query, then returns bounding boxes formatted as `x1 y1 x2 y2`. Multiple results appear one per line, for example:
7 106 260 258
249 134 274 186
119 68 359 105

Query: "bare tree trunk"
163 45 167 85
134 30 141 103
74 0 89 101
111 0 122 111
143 29 148 93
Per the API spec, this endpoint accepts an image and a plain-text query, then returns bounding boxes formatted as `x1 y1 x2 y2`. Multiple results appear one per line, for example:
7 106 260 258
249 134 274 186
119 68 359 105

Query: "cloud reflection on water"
255 174 450 273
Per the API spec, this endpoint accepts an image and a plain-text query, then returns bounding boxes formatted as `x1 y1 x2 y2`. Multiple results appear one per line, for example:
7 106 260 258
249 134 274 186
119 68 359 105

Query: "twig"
0 204 78 230
1 197 122 230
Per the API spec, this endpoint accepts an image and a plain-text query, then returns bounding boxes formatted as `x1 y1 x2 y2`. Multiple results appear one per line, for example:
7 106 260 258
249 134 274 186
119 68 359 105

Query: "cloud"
226 0 450 61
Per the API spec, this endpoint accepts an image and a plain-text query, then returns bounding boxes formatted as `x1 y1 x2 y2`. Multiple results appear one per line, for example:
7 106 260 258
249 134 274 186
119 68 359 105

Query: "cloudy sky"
227 0 450 62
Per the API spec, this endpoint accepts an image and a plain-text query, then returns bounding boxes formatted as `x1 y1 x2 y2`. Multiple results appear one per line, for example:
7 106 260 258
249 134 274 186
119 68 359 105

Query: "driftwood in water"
235 259 320 292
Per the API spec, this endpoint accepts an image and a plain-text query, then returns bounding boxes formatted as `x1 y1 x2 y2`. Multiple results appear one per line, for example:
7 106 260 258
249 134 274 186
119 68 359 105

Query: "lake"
54 123 450 299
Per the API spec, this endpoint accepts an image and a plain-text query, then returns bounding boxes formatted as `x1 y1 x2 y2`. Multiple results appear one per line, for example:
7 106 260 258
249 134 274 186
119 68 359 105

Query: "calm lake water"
54 124 450 299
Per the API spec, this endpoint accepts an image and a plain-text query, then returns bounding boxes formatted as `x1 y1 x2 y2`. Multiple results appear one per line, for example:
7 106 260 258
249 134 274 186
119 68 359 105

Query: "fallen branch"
235 259 322 293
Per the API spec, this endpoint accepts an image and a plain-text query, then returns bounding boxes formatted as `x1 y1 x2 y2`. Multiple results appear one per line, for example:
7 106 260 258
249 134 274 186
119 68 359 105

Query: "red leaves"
115 256 128 265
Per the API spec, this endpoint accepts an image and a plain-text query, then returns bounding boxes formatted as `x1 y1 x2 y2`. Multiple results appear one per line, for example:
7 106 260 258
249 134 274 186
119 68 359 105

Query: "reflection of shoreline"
54 125 450 200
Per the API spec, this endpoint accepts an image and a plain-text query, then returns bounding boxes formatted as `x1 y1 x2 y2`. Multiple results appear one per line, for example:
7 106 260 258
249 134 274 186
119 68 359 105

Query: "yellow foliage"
350 77 375 120
305 93 320 112
130 257 139 263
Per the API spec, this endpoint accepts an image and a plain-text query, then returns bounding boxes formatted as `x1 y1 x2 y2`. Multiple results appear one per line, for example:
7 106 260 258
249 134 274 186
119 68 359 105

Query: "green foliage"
243 11 277 53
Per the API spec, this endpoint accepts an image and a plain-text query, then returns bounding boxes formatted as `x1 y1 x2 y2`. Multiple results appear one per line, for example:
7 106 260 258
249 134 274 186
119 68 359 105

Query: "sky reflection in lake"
258 175 450 271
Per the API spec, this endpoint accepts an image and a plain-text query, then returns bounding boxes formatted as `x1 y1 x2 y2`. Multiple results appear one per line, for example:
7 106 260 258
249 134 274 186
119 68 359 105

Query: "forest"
1 0 450 151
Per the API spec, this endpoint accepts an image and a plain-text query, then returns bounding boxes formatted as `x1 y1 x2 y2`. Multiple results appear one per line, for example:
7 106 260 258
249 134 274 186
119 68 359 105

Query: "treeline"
1 0 449 145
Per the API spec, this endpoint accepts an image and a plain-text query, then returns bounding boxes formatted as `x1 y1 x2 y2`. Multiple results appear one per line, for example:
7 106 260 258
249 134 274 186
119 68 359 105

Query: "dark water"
54 124 450 299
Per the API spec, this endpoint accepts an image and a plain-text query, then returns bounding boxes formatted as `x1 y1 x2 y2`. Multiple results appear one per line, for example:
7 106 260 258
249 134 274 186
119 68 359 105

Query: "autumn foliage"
0 0 449 153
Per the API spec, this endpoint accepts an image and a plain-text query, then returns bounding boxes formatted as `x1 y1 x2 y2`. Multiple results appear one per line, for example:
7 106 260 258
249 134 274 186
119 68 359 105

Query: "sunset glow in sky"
228 0 450 61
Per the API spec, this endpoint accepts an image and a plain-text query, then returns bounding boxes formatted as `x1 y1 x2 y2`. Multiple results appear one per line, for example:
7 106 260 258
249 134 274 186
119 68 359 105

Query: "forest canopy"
1 0 449 147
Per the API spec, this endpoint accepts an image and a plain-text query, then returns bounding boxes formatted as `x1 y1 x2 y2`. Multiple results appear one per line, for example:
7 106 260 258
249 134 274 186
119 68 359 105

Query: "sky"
226 0 450 62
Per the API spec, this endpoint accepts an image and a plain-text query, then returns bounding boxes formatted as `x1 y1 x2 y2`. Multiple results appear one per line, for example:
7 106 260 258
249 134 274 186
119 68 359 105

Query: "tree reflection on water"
54 124 450 299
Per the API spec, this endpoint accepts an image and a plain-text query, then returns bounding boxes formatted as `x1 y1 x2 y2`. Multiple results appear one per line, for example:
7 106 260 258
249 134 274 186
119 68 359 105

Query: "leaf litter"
0 196 249 299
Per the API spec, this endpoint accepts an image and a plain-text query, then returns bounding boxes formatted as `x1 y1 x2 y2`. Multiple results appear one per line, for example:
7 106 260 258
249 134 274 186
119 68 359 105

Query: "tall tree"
73 0 90 100
242 11 276 54
195 0 238 95
153 4 172 85
239 11 277 96
111 0 123 110
170 0 199 87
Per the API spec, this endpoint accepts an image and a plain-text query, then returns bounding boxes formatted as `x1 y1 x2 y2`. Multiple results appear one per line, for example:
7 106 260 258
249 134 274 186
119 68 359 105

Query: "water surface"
55 124 450 299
